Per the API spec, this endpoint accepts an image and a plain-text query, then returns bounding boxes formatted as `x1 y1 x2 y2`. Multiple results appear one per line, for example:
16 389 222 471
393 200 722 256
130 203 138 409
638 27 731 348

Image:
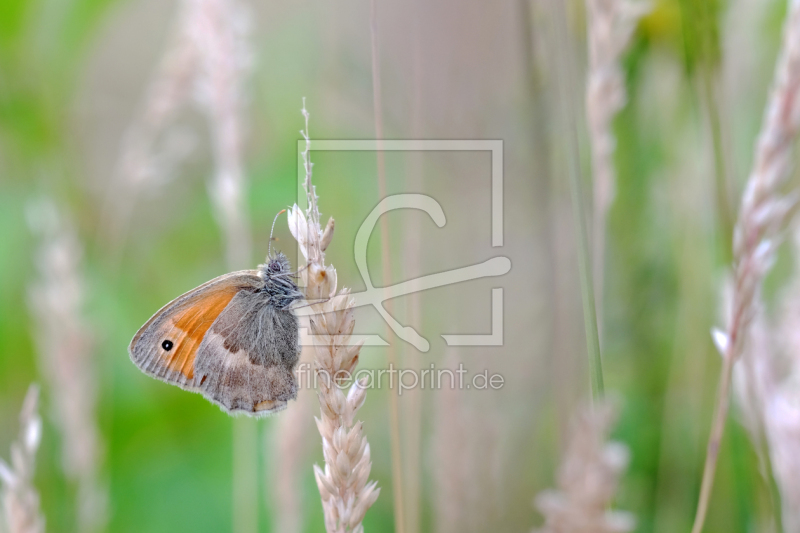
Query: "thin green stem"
690 348 734 533
553 0 604 401
699 63 734 264
569 152 606 401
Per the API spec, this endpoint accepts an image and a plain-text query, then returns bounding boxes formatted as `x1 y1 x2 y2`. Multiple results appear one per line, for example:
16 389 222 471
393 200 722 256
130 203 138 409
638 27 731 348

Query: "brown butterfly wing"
128 271 261 390
194 293 299 415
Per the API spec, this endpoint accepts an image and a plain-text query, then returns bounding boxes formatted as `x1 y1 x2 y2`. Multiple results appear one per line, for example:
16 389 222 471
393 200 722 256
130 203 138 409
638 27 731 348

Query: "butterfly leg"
290 296 332 310
287 262 311 278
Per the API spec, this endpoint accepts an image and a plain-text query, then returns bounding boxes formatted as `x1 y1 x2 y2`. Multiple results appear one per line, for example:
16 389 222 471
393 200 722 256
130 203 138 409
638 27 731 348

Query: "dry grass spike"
0 385 45 533
288 99 379 533
693 1 800 531
534 401 634 533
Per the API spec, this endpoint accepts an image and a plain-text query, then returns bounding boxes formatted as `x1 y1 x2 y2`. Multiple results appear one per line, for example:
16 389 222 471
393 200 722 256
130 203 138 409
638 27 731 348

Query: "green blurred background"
0 0 792 531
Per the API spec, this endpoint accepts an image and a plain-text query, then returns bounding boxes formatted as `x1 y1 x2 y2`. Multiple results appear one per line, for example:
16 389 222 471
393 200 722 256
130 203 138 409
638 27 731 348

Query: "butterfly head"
264 252 291 276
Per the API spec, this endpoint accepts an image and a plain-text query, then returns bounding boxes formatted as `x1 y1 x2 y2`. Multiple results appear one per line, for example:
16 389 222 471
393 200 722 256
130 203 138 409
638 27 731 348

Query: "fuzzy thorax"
258 252 303 310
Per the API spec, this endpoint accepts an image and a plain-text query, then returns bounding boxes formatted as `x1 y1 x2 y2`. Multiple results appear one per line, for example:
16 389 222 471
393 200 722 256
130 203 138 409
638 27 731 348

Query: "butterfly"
128 247 305 417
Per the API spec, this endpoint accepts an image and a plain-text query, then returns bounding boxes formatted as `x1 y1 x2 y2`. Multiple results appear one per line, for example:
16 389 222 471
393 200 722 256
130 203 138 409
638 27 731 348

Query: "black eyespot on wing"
162 340 174 351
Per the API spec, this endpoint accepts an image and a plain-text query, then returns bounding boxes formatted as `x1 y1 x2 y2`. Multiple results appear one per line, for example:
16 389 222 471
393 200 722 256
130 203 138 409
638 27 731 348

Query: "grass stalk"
699 67 735 262
401 2 424 529
290 102 380 532
553 0 605 401
0 385 45 533
534 401 634 532
691 1 800 530
584 0 648 344
27 201 107 533
368 2 406 531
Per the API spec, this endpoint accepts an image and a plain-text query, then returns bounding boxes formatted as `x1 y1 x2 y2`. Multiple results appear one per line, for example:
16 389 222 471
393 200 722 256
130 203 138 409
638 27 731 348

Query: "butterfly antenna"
268 209 287 258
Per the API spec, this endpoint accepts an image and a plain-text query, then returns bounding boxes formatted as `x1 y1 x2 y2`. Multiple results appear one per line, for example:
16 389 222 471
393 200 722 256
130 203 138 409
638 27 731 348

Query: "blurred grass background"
0 0 793 531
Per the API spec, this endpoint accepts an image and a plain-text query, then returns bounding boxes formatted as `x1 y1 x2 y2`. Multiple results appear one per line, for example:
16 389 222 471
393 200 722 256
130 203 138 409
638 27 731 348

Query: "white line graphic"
296 194 510 350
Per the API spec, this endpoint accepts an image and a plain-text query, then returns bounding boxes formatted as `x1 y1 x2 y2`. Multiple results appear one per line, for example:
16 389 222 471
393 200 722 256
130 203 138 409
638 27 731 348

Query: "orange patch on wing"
163 287 238 379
